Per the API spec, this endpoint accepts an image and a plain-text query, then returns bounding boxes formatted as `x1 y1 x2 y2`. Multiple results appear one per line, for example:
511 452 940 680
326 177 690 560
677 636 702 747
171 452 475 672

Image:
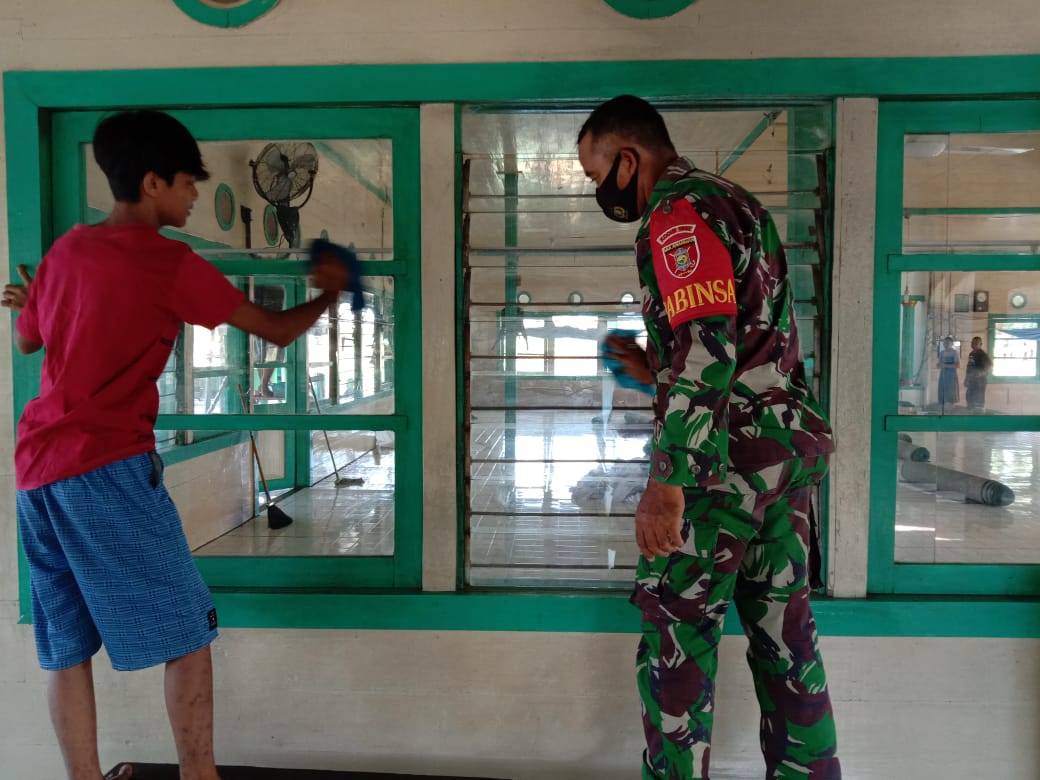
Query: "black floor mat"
108 765 504 780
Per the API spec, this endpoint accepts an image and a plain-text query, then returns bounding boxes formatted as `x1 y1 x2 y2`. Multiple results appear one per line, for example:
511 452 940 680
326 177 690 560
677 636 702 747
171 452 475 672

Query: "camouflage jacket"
636 157 834 487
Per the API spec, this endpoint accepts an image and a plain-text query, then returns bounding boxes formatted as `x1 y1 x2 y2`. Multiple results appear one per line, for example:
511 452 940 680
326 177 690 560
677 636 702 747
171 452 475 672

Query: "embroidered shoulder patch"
649 197 736 329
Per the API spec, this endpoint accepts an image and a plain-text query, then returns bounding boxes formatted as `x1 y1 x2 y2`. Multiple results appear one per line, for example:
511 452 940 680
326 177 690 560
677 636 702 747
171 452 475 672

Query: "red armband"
650 198 737 329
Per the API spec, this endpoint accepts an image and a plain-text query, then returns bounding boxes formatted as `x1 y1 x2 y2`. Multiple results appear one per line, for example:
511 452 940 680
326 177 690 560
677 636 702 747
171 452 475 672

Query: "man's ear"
616 147 639 189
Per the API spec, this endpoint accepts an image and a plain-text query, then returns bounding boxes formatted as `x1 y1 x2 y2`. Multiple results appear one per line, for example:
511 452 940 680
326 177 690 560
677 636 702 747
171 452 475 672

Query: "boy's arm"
14 331 42 354
227 290 338 347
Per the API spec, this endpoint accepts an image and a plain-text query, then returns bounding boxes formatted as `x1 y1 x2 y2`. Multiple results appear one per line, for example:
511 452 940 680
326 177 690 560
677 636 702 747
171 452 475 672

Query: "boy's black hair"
93 110 210 203
577 95 675 152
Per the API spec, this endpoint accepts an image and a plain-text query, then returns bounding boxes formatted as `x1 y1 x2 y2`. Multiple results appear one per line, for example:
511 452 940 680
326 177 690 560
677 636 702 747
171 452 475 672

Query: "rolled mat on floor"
107 766 504 780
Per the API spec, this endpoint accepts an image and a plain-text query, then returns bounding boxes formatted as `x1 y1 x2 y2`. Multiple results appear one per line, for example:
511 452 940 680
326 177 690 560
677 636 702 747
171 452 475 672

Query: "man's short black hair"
577 95 675 152
93 110 209 203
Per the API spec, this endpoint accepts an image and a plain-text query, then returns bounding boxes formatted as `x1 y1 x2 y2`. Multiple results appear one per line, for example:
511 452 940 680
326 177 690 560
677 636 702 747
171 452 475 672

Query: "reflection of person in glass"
964 336 992 410
937 336 960 406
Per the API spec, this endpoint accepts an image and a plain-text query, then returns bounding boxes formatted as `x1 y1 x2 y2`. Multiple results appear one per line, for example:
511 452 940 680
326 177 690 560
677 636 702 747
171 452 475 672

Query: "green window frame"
870 99 1040 596
8 58 1040 636
40 106 422 594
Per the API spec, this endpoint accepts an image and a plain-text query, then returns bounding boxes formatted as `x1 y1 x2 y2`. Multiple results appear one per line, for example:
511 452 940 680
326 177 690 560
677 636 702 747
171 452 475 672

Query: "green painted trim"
313 141 391 206
173 0 279 28
904 207 1040 216
199 591 1040 638
603 0 697 19
889 254 1040 272
882 99 1040 132
159 430 249 466
157 413 405 432
14 58 1040 110
884 566 1040 596
28 105 424 593
887 415 1040 432
718 110 779 174
5 76 50 622
869 102 911 594
870 99 1040 596
199 557 393 589
214 183 236 231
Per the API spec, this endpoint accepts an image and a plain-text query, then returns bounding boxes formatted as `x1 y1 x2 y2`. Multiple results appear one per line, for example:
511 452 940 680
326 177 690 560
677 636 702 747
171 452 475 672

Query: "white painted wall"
2 2 1040 779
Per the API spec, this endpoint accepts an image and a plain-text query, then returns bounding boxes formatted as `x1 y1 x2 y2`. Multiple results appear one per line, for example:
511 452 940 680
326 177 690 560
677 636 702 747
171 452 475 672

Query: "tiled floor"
468 410 650 588
193 415 1040 580
894 430 1040 565
194 441 395 557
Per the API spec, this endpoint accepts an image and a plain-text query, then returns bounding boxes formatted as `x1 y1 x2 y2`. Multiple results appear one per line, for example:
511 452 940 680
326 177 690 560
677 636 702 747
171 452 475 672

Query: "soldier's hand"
605 334 653 386
635 478 685 560
1 265 33 313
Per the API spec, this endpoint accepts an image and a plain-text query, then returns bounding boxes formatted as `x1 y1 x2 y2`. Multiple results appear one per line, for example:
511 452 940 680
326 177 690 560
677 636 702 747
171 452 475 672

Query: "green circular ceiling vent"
603 0 697 19
174 0 280 28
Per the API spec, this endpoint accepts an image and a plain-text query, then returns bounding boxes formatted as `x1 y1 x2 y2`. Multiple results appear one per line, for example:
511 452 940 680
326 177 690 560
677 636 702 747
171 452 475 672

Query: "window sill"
147 590 1040 638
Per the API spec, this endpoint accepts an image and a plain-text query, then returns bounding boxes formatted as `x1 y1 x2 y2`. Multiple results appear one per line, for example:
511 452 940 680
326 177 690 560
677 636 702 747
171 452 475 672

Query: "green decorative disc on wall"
603 0 697 19
263 204 280 245
174 0 279 28
214 183 235 231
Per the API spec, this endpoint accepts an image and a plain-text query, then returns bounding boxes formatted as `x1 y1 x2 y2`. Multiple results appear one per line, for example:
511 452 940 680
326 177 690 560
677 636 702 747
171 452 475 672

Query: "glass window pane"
148 276 397 417
463 105 831 588
897 271 1040 415
894 431 1039 564
469 413 650 588
86 138 394 259
164 428 396 558
903 132 1040 254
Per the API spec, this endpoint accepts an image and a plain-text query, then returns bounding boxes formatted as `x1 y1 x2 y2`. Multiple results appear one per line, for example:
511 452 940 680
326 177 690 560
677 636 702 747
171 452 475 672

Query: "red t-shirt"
15 223 246 490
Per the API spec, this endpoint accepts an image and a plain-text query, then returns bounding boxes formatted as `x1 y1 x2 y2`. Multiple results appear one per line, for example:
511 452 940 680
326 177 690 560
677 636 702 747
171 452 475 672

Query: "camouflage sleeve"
649 315 736 487
645 195 739 488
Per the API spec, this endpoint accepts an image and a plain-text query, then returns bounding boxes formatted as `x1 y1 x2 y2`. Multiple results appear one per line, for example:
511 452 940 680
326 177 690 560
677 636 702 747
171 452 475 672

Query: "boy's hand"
310 252 348 294
2 265 33 313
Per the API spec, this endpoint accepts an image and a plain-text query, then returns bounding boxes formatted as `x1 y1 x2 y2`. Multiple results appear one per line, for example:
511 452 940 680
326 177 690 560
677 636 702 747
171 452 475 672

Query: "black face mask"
595 150 640 223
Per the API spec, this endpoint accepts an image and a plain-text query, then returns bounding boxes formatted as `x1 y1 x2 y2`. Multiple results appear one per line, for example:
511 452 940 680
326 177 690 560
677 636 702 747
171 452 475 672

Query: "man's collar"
643 156 696 218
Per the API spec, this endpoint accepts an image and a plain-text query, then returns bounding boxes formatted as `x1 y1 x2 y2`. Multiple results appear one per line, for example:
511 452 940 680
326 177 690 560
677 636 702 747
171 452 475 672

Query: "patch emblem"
657 224 700 279
649 198 737 328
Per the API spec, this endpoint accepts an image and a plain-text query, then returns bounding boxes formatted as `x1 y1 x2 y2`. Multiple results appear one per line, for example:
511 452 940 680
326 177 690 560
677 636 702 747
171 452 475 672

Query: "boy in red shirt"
2 110 346 780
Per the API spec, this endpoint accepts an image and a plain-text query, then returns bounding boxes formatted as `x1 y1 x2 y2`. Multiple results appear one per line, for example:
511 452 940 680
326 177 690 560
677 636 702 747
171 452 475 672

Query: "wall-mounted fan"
249 142 319 248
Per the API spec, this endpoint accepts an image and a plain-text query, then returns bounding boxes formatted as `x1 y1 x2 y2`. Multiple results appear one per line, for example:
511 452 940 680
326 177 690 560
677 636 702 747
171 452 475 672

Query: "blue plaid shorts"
17 452 218 671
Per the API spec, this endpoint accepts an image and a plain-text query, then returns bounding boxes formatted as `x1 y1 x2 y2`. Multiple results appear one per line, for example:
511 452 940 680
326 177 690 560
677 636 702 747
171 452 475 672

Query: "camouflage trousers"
632 456 840 780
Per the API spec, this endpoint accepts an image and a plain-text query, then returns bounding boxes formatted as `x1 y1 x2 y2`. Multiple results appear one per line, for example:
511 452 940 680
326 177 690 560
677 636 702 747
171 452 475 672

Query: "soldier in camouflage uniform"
578 96 841 780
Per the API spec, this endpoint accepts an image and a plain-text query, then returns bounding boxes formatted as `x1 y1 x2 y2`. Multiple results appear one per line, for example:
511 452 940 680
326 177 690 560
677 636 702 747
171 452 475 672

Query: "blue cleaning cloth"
601 328 654 395
309 238 364 312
